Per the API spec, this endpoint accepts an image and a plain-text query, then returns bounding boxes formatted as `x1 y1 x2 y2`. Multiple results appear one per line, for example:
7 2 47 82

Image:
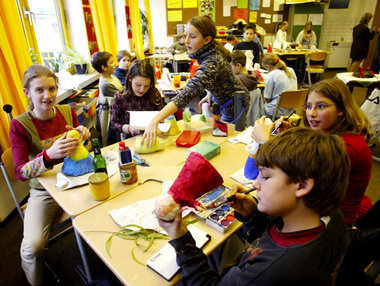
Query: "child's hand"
66 125 90 141
274 117 291 134
157 211 188 239
142 120 158 148
129 126 142 137
46 132 80 160
251 116 274 143
228 185 257 218
198 93 212 110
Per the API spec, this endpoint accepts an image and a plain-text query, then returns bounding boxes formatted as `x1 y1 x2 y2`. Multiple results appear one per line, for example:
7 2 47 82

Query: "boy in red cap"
157 127 349 285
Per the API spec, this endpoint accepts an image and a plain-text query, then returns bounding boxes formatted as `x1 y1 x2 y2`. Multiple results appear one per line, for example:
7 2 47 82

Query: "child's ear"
295 178 314 198
204 35 212 45
23 88 30 97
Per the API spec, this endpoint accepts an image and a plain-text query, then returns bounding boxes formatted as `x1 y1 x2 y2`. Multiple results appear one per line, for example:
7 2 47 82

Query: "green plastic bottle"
92 138 108 174
183 107 192 122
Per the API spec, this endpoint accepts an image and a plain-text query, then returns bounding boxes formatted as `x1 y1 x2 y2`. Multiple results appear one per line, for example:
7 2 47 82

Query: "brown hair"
303 21 313 39
188 16 230 60
244 24 256 33
120 59 161 106
226 35 236 42
116 50 132 63
255 127 350 216
262 53 296 79
360 13 372 25
277 21 288 30
302 78 371 141
91 51 112 73
231 50 246 67
23 64 58 110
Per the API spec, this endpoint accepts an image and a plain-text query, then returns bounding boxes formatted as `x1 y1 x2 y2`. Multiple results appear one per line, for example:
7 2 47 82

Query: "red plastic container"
176 130 201 147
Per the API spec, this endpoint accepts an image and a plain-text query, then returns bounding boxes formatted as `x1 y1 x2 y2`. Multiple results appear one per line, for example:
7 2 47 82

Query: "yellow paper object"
67 130 89 161
162 115 180 136
135 137 164 154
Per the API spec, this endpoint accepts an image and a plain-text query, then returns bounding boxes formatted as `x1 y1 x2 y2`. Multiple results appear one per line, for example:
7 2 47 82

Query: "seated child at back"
230 50 259 91
224 35 236 53
167 33 187 54
91 51 123 146
110 60 163 141
114 50 132 85
157 127 349 285
233 25 260 66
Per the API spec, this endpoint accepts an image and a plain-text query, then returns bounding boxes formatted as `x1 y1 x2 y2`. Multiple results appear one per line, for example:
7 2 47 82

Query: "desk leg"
72 217 93 282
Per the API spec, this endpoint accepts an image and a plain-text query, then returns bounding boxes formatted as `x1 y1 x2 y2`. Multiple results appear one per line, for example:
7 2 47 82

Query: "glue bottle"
183 107 192 122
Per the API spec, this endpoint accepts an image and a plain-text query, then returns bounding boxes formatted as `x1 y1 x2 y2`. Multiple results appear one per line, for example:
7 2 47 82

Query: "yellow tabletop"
37 122 243 217
73 140 250 286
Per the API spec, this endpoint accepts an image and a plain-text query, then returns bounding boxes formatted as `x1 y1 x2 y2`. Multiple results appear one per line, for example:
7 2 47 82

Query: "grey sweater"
172 41 248 121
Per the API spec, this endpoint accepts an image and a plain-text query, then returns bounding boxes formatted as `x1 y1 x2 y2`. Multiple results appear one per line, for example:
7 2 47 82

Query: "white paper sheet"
228 126 254 145
129 111 170 132
223 5 231 16
56 149 120 190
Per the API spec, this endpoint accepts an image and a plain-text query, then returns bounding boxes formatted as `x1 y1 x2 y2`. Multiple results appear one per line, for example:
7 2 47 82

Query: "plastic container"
176 130 201 147
183 107 192 122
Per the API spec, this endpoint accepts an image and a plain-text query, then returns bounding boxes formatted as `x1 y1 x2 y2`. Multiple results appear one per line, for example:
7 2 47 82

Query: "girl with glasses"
252 78 372 227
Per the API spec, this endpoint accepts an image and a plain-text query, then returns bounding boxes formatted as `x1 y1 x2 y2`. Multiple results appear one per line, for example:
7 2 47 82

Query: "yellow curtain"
0 1 31 152
143 0 153 54
89 0 118 63
129 0 145 59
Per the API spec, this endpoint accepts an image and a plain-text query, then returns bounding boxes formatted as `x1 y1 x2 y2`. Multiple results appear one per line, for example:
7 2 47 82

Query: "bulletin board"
166 0 287 36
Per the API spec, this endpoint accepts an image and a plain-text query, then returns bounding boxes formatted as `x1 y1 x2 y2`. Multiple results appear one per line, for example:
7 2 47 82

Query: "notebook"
147 225 211 281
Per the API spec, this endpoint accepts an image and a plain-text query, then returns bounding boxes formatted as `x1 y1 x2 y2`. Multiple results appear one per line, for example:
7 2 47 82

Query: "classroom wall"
150 0 175 48
318 0 376 50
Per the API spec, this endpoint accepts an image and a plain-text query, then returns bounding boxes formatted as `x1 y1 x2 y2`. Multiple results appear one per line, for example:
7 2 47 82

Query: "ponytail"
262 54 296 79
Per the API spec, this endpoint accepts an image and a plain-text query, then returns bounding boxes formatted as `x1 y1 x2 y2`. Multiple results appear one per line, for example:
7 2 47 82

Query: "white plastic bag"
360 88 380 141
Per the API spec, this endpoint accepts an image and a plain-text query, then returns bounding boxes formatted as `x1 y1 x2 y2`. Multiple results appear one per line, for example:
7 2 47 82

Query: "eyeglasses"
302 104 335 111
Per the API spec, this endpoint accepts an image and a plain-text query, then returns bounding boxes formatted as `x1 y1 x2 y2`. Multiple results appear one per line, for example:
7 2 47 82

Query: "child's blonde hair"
303 21 313 39
23 64 58 110
262 53 296 79
302 78 371 141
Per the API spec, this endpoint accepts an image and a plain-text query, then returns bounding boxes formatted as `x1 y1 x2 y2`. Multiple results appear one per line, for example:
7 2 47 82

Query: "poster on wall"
199 0 215 21
329 0 350 9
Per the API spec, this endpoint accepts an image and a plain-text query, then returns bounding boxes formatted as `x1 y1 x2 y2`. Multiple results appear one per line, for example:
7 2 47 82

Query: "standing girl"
262 53 297 119
110 60 163 141
10 64 90 285
252 78 372 227
296 21 317 48
143 15 248 147
273 21 289 50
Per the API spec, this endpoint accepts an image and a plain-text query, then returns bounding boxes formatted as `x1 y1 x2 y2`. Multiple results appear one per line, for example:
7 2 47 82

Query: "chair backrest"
272 89 309 120
310 51 327 62
1 148 25 219
1 148 17 182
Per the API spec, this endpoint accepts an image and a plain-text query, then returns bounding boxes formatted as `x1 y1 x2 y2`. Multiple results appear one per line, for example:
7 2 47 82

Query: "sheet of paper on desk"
147 225 210 281
55 149 119 190
228 126 254 145
129 111 170 132
230 166 255 188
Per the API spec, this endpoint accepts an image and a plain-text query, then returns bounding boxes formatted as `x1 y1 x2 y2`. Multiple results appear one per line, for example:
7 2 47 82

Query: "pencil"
226 188 255 202
271 112 294 135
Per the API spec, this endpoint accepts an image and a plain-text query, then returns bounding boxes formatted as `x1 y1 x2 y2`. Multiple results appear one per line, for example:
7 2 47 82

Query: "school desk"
37 121 245 282
72 140 249 286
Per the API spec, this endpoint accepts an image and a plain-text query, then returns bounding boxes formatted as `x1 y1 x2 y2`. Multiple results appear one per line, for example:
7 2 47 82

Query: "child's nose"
252 179 260 191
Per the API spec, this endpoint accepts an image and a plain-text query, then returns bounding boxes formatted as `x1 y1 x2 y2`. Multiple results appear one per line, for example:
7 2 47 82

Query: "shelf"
57 73 100 103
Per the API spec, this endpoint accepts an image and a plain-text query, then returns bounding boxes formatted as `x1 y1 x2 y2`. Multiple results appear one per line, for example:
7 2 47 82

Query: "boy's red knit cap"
168 152 223 208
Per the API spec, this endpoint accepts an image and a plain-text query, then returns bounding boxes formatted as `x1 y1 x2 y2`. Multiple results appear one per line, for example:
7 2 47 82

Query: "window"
18 0 67 71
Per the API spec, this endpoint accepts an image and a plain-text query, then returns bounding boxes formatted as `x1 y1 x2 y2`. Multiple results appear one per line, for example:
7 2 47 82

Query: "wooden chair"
0 148 73 282
272 89 309 121
303 52 327 87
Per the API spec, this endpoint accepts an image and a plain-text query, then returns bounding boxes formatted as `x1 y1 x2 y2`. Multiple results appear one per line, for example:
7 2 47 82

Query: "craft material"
182 107 192 122
147 225 210 281
212 102 228 137
162 115 180 136
119 160 138 185
135 137 164 154
118 141 132 164
193 185 237 233
92 138 108 174
175 130 201 147
187 141 221 160
155 193 181 221
133 154 150 167
62 130 94 176
88 172 110 201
